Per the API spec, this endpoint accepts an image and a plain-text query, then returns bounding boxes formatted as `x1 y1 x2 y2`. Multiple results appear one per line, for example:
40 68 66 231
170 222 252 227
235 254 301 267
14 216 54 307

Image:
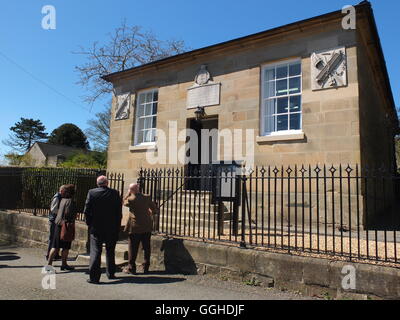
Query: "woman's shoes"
122 266 136 275
60 265 75 271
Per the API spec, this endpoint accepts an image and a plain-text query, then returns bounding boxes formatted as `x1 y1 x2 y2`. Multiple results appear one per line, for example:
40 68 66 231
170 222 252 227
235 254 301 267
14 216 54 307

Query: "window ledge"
129 144 157 152
256 132 305 144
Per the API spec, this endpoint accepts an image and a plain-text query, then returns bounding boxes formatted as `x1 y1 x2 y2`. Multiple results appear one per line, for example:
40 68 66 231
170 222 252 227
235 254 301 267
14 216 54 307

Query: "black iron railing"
139 165 400 265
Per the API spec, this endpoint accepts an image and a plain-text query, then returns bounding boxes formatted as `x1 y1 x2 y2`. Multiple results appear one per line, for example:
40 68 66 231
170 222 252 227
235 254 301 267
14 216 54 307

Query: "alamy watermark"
41 5 56 30
341 265 356 290
41 265 56 290
342 5 356 30
143 122 255 169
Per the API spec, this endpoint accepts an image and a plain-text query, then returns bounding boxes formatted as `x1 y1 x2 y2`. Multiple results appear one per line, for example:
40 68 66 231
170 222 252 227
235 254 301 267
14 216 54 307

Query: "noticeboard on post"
212 161 243 202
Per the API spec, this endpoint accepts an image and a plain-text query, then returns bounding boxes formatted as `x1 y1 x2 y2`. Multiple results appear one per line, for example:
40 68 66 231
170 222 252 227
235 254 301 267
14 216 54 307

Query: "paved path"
0 243 315 300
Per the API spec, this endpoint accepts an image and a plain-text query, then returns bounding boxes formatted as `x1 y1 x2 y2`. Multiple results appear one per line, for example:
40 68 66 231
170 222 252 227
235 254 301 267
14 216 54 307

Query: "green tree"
2 118 47 152
60 151 106 169
4 153 35 166
48 123 90 149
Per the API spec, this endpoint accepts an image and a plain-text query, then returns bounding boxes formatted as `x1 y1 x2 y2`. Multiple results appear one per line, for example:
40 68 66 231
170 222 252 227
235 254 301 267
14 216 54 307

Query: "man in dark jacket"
84 176 122 284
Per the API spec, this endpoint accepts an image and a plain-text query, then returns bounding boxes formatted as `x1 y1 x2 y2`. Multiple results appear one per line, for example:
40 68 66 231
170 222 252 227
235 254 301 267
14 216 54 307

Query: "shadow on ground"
161 238 197 275
100 275 186 285
0 251 20 262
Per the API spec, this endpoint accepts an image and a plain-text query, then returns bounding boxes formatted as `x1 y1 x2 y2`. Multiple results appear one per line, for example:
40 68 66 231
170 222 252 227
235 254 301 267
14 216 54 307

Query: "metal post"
240 175 247 248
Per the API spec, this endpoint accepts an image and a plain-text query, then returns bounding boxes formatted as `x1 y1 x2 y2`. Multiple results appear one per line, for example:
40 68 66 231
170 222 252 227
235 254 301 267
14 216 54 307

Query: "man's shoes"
87 279 100 284
60 265 75 271
107 275 117 280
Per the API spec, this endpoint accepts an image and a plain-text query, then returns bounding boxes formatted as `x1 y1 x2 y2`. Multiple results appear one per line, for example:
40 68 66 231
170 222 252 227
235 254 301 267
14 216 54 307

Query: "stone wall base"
1 210 399 300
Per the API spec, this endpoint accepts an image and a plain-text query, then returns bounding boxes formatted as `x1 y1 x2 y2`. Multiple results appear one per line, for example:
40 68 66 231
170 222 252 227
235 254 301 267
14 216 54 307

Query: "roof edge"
103 1 371 83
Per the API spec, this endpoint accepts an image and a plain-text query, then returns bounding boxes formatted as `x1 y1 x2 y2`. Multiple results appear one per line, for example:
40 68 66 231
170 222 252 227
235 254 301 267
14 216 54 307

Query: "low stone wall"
0 210 88 256
1 210 399 300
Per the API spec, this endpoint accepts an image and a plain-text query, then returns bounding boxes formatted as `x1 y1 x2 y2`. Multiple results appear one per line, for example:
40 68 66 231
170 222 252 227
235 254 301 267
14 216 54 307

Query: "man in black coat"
84 176 122 284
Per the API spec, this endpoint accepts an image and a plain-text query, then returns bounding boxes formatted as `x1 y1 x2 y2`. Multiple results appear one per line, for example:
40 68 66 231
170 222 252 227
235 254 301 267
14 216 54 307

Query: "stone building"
103 2 398 228
25 142 85 167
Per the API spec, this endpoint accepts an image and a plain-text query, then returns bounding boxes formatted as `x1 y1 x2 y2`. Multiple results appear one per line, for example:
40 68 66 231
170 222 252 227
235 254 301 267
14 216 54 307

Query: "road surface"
0 243 315 300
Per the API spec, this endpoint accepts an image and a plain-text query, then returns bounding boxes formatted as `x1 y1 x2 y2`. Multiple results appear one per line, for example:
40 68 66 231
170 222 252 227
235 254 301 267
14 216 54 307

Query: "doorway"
186 116 218 191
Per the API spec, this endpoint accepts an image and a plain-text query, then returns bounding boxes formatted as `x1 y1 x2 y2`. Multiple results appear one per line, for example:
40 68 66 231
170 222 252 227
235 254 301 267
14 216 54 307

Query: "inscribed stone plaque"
187 83 221 109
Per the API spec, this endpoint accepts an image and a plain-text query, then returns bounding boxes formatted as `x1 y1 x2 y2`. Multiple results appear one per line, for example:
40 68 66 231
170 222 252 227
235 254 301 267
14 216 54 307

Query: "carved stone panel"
115 92 131 120
311 47 347 91
187 65 221 109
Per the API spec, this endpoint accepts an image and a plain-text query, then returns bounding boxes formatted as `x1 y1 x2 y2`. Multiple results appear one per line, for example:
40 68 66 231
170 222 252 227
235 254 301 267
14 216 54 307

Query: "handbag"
61 221 75 242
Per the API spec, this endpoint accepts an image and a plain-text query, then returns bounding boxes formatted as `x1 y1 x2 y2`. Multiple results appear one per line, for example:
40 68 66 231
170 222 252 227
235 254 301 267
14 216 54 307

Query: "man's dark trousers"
128 233 151 271
89 234 117 282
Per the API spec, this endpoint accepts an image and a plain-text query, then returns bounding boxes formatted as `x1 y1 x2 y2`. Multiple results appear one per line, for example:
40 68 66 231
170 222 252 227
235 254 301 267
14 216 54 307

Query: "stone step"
156 211 233 221
155 191 215 201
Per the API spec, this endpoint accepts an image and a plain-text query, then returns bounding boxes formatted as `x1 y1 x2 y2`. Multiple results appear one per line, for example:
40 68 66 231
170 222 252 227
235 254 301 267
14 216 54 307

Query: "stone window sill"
256 132 305 144
129 144 157 152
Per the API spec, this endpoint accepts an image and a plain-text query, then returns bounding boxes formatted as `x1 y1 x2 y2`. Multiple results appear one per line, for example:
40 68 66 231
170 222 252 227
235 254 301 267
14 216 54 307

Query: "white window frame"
134 88 158 146
260 58 303 137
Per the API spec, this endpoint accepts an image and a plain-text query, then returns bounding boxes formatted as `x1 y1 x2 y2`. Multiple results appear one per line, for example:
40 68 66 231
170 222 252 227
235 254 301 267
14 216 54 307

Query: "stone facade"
105 2 398 231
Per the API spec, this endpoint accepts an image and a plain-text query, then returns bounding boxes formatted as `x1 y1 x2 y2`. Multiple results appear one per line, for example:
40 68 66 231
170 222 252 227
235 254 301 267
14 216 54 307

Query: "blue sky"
0 0 398 158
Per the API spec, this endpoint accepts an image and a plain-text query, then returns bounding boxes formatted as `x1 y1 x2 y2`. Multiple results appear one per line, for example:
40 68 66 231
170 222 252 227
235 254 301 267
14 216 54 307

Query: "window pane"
137 130 143 144
137 105 144 117
144 130 153 143
264 68 275 81
289 96 301 112
277 115 288 131
146 92 153 103
138 94 145 105
152 102 158 114
152 116 157 128
264 99 276 117
276 65 288 79
145 117 152 129
153 91 158 102
277 97 289 114
264 115 275 133
151 129 157 142
290 113 301 130
264 80 275 98
276 79 288 96
138 118 145 131
146 103 153 116
289 77 301 94
289 63 301 76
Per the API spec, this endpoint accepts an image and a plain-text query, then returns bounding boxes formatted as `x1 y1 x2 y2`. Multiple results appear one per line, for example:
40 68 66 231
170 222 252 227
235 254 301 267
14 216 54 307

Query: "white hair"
97 175 108 187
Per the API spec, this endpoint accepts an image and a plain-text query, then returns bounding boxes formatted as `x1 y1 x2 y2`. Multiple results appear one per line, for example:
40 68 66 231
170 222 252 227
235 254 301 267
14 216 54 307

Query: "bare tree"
85 107 111 151
74 20 189 105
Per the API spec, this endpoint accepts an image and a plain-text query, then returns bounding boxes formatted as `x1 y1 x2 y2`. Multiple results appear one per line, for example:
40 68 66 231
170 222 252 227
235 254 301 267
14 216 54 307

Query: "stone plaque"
187 65 220 109
187 83 221 109
115 92 130 120
311 47 347 91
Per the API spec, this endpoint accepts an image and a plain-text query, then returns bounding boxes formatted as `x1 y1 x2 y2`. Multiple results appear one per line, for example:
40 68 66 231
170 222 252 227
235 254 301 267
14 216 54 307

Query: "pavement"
0 242 316 300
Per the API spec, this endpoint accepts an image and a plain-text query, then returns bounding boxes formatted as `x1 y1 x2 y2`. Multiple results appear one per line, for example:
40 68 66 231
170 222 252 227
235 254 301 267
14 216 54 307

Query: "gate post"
240 174 247 248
